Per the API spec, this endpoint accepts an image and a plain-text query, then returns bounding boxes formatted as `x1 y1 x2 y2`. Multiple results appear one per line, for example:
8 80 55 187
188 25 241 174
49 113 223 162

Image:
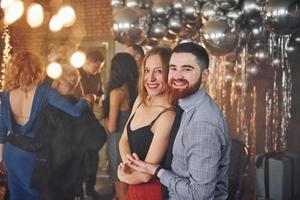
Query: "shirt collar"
178 88 206 112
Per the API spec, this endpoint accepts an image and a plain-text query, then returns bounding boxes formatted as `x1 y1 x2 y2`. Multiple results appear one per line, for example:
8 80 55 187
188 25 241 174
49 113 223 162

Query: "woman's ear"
201 69 209 82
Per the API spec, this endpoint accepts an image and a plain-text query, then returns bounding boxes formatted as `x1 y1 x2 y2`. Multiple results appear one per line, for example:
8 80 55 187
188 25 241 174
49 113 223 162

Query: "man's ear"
201 69 209 82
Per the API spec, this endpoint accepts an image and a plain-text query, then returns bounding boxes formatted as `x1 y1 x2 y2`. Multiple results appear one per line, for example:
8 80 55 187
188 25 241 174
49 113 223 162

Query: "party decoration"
168 14 184 34
111 0 124 8
246 62 260 76
201 18 239 56
57 5 76 27
70 51 86 68
243 0 262 18
287 29 300 65
47 62 62 79
254 47 268 64
4 0 24 25
227 9 246 24
149 21 167 40
238 27 250 47
215 0 240 11
26 3 44 28
201 1 223 23
126 0 149 8
262 0 300 35
179 27 200 43
182 0 201 22
112 7 150 45
152 0 172 19
0 25 12 92
250 25 267 42
173 0 184 13
49 14 63 32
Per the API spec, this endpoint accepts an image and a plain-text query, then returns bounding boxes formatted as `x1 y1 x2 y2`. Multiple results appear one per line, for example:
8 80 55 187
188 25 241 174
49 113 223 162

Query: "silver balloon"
215 0 240 11
111 0 124 8
185 20 202 30
243 0 262 18
163 31 177 42
227 9 246 24
254 47 269 64
246 62 260 76
201 1 223 23
183 0 201 22
179 27 200 43
224 52 238 68
235 76 249 91
149 21 167 40
256 0 269 6
250 25 268 42
168 14 184 34
287 29 300 66
173 0 184 13
142 37 159 48
238 27 250 47
247 16 263 27
112 7 151 45
126 0 148 8
262 0 300 35
200 19 239 56
152 0 172 19
249 40 264 53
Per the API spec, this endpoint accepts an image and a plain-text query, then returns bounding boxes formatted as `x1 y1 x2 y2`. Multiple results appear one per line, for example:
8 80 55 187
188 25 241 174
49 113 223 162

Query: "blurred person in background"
33 69 106 200
103 53 138 200
0 51 87 200
126 45 144 69
73 50 106 200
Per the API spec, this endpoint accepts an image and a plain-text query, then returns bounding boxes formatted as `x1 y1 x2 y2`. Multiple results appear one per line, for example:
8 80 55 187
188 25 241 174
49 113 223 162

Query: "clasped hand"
118 153 159 177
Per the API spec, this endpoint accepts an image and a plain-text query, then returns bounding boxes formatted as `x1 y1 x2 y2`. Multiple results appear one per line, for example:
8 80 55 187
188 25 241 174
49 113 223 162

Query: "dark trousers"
84 149 99 194
40 188 76 200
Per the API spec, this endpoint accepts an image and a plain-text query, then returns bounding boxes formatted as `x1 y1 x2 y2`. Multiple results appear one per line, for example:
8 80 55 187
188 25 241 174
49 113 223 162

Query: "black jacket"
29 95 106 189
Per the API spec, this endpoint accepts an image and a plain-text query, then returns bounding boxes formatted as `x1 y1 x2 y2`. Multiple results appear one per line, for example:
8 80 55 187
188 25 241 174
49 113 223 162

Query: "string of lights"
0 25 12 92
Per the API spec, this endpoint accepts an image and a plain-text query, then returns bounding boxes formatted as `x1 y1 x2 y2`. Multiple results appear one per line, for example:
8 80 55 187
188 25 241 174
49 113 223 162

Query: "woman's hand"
126 153 158 175
117 162 133 182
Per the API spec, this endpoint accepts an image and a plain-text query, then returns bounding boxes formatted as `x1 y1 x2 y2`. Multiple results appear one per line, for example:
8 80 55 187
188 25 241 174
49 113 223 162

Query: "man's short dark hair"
127 44 145 58
87 50 104 63
172 42 209 69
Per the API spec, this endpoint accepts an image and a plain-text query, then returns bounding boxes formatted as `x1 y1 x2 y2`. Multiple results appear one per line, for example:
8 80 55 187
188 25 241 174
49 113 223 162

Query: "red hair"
3 51 46 92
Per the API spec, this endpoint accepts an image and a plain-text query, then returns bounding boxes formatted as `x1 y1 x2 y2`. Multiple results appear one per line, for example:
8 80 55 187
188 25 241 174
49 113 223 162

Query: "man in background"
74 50 105 200
125 44 144 69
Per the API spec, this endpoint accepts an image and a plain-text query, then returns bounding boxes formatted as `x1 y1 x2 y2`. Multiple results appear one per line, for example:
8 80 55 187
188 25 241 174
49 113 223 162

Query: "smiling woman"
118 47 176 200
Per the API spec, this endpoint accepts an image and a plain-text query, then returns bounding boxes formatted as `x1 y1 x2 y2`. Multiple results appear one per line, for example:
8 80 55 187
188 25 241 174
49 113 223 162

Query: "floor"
94 170 114 200
94 145 114 200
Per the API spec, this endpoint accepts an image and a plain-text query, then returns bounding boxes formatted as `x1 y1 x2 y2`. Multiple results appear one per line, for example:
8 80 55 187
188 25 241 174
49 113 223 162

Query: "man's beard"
170 77 202 100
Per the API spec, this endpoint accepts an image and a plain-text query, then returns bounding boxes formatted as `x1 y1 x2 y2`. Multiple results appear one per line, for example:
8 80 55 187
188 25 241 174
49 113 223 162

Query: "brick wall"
2 0 112 56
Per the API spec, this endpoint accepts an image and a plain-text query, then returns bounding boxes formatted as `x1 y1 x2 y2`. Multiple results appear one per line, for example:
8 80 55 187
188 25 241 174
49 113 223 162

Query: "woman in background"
103 53 138 200
118 47 175 200
0 51 87 200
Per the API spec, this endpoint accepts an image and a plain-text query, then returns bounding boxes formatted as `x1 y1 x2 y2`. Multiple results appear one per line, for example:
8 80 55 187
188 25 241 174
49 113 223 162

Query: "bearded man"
125 42 231 200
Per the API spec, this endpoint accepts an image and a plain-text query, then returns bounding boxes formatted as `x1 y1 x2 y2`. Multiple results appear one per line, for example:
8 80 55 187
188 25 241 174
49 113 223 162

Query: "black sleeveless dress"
126 106 174 200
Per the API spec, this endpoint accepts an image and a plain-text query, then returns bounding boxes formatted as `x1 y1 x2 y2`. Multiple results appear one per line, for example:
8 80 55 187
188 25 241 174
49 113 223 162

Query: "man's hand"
126 153 158 175
84 93 96 108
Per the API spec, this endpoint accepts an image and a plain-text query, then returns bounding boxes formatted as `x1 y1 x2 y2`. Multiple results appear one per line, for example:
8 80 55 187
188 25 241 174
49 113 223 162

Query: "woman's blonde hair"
3 51 45 92
58 69 81 91
138 47 173 104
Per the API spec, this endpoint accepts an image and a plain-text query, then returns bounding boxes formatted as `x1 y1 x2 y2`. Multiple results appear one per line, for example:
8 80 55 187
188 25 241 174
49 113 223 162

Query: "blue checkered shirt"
160 88 231 200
